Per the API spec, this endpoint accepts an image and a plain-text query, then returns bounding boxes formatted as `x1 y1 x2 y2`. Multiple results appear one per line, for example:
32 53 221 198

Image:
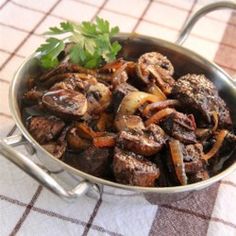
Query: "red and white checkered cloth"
0 0 236 235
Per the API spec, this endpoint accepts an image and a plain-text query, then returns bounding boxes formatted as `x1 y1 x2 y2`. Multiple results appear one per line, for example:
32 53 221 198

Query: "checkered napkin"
0 0 236 235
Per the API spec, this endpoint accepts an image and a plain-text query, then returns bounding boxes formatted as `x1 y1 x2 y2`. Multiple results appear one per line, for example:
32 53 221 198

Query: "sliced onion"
67 129 91 150
117 91 162 115
75 123 104 139
93 135 116 148
145 108 175 126
99 58 125 73
96 113 113 131
143 99 180 117
169 140 188 185
211 111 219 132
146 84 167 101
195 128 211 138
202 130 228 161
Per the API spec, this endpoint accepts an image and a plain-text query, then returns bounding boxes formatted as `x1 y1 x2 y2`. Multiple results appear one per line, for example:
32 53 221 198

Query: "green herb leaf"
36 38 65 69
69 44 85 65
96 17 109 33
45 21 75 35
36 18 121 69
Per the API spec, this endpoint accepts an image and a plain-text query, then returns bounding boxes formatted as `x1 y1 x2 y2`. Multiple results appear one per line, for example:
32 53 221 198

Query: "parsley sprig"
36 18 122 69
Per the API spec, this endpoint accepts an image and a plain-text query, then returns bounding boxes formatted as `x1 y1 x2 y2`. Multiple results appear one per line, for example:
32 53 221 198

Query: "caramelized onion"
146 84 167 100
145 108 175 126
75 123 103 139
99 58 125 73
202 130 228 161
117 91 161 115
93 135 116 148
169 140 188 185
96 113 113 131
67 129 91 150
195 128 211 139
211 111 219 132
143 99 180 117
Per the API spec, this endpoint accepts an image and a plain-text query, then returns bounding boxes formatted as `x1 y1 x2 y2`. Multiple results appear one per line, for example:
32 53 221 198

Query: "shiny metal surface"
176 1 236 45
0 2 235 203
0 134 91 201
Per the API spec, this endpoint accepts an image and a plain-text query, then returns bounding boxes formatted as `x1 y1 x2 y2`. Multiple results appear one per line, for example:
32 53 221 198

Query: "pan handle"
176 1 236 45
0 134 93 200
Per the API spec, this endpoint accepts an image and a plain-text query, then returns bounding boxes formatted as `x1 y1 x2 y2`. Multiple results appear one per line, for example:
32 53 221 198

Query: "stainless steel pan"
0 1 236 204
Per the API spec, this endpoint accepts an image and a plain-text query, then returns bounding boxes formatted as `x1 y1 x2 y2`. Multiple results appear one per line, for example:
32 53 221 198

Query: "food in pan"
21 19 236 187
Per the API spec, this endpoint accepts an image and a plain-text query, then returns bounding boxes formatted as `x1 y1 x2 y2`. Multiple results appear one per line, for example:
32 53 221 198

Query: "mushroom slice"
86 82 112 114
42 89 87 119
111 82 138 113
160 111 197 144
136 52 175 94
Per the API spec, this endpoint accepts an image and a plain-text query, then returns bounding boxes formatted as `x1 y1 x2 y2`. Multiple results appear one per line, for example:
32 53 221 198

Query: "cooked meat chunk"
114 114 145 131
136 52 175 94
98 59 129 86
22 50 235 187
65 146 111 177
50 73 97 92
39 62 96 82
42 141 66 159
153 154 173 187
42 89 87 119
112 70 128 87
117 124 167 156
27 116 65 144
183 143 205 174
113 148 160 187
219 132 236 156
188 170 209 184
23 89 43 104
161 111 197 144
111 82 138 112
168 140 208 185
171 74 232 128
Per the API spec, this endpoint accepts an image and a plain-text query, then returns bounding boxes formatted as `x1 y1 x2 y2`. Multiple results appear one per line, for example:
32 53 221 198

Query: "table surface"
0 0 236 235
